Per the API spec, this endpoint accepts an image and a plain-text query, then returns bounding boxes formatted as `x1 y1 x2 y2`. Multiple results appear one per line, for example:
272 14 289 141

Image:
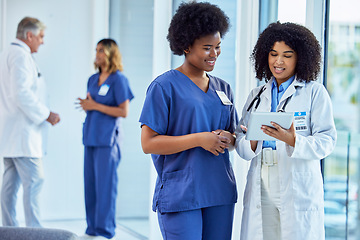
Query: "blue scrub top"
139 69 239 213
83 70 134 147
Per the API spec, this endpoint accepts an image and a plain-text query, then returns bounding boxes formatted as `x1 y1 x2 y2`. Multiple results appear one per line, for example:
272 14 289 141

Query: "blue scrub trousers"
157 204 234 240
84 144 120 239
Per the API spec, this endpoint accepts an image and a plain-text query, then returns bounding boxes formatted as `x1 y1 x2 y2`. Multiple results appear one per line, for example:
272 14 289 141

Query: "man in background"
0 16 60 227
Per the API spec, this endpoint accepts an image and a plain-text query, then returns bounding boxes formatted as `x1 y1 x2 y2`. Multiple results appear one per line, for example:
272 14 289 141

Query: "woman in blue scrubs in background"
77 39 134 240
139 2 238 240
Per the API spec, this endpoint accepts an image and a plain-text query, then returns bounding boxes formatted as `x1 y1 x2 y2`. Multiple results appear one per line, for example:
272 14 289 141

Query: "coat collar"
262 76 305 103
280 76 305 102
12 38 31 53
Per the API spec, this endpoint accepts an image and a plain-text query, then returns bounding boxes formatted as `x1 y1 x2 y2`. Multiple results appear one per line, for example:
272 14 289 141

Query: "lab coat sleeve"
9 52 50 125
235 88 262 160
286 85 336 160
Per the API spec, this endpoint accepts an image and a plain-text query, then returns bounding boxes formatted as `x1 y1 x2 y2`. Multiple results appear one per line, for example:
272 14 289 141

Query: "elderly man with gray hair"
0 16 60 227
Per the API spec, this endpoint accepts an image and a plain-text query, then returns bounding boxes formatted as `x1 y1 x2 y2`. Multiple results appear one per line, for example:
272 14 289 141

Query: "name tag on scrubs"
98 84 110 96
294 112 307 131
216 90 232 105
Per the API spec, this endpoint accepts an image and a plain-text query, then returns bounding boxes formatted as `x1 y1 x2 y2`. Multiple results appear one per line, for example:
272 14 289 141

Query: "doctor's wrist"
286 135 296 147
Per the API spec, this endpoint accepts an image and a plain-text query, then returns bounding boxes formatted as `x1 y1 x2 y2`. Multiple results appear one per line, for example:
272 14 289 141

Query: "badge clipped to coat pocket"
294 112 308 131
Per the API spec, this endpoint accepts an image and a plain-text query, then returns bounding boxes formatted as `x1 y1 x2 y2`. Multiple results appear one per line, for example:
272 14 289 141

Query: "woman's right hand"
198 132 231 156
240 125 257 152
240 124 247 133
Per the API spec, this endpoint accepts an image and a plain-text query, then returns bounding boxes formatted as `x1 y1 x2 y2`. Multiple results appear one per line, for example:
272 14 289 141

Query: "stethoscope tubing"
246 85 292 113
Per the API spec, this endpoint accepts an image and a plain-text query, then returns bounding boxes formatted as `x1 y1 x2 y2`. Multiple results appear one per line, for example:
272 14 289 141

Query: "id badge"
216 90 232 105
294 112 307 131
98 84 110 96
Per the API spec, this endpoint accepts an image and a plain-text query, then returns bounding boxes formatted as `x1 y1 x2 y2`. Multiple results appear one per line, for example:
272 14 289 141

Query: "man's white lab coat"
0 39 50 158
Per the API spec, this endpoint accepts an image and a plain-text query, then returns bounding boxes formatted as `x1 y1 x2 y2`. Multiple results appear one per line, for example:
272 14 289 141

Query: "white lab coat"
235 77 336 240
0 39 50 158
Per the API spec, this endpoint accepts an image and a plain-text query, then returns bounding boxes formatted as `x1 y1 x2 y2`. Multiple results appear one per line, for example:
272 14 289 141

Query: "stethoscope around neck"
246 85 292 113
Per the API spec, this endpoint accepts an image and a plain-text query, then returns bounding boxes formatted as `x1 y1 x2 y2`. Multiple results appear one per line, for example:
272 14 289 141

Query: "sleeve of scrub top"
139 81 169 135
114 74 134 105
235 88 262 160
10 51 50 125
286 84 337 160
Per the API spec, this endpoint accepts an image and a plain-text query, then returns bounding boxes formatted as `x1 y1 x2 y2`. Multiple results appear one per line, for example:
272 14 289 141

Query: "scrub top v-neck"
139 69 238 213
83 70 134 147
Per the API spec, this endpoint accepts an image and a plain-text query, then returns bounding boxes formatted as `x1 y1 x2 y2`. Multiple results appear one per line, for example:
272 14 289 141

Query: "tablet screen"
245 112 294 141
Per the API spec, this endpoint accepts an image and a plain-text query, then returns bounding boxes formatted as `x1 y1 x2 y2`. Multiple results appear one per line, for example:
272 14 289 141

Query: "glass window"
277 0 306 25
275 0 360 239
325 0 360 239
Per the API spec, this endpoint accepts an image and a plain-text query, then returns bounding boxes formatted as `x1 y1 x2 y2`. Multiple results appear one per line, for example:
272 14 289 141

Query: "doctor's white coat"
0 39 50 158
235 77 336 240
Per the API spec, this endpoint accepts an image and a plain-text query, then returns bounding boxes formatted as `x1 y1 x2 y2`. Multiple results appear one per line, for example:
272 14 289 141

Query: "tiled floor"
42 218 149 240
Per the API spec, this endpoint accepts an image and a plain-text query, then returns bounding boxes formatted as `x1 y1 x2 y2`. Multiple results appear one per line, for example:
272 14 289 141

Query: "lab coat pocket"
161 168 195 212
292 171 323 211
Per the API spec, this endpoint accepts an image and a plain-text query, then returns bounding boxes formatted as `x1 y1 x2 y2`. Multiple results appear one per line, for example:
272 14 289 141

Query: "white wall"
0 0 109 222
231 0 260 238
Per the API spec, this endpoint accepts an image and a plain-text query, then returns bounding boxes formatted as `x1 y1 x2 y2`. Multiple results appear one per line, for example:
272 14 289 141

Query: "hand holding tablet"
245 112 294 141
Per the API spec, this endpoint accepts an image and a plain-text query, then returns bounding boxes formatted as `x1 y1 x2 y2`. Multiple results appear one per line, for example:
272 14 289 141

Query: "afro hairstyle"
251 21 321 82
167 1 230 56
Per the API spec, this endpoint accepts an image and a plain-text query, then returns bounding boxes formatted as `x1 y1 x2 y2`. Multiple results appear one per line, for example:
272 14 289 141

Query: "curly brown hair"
167 1 230 56
251 21 321 82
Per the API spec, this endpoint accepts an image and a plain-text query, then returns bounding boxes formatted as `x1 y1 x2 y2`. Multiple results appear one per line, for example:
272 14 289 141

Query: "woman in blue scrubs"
77 39 134 240
139 2 238 240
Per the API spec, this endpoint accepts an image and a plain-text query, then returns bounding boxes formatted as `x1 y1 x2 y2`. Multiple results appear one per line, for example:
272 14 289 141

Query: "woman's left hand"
212 129 235 150
261 122 296 147
77 93 98 111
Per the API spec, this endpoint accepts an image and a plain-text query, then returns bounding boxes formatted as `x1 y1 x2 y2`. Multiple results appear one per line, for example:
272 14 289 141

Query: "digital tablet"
245 112 294 141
